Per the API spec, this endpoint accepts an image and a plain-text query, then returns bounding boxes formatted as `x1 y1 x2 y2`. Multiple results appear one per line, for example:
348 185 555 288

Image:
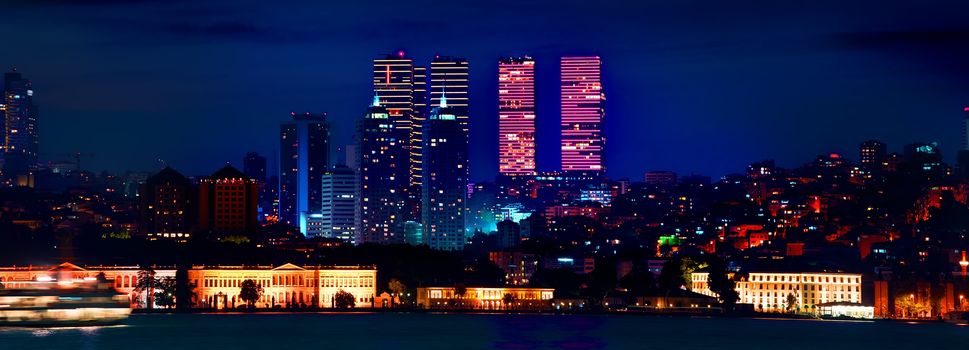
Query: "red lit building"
560 56 605 173
198 165 259 233
498 56 536 175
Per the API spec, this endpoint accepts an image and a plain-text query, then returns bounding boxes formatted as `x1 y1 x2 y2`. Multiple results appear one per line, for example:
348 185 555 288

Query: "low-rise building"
0 262 376 310
818 302 874 319
416 286 554 310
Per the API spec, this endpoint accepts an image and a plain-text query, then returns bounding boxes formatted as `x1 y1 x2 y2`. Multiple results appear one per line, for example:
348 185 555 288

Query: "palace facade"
0 262 376 309
692 271 863 313
416 286 554 310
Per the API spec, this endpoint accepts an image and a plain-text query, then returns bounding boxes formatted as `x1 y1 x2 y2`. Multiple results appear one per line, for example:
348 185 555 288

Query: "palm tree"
239 279 263 309
134 267 157 310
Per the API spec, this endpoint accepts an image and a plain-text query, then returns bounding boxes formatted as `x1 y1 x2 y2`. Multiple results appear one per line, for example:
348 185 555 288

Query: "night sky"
2 0 968 181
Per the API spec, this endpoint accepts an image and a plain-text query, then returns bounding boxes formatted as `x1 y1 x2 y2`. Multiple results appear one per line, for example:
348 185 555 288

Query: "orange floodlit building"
692 271 864 314
0 262 377 310
416 286 554 310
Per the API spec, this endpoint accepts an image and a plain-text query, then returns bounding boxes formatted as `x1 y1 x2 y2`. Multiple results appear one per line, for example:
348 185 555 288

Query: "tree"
335 289 356 309
175 266 196 311
785 293 798 313
658 257 704 292
617 268 657 296
451 283 467 309
134 267 157 310
239 279 263 308
388 278 407 307
706 259 739 312
502 293 515 310
154 277 177 309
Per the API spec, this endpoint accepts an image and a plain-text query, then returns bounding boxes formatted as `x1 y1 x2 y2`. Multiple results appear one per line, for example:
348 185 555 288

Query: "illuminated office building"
560 57 605 174
859 140 886 172
355 97 409 244
373 52 427 218
279 112 331 234
198 165 260 233
320 165 356 242
498 56 537 175
430 56 469 132
421 96 468 251
138 167 195 241
2 69 38 177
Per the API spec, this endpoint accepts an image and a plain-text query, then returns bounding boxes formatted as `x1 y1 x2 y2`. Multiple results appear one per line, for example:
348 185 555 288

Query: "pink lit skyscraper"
560 56 605 173
498 56 536 175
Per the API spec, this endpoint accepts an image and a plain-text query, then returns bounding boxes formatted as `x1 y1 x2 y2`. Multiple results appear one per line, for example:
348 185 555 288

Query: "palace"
692 271 863 313
416 286 554 310
0 262 377 309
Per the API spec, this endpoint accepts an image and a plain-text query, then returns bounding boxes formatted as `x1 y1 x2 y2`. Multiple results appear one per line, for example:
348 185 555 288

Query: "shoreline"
129 308 950 324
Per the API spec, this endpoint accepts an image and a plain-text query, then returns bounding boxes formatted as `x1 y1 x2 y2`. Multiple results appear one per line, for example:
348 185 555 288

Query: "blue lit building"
279 112 331 234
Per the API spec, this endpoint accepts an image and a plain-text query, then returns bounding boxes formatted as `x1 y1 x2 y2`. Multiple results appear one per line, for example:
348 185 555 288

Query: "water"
1 313 966 350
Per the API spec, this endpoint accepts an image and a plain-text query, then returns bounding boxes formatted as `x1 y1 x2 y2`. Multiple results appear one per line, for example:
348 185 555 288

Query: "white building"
321 165 357 242
692 271 863 313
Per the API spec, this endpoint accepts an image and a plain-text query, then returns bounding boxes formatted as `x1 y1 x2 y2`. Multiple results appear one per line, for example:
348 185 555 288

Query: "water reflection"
492 315 606 349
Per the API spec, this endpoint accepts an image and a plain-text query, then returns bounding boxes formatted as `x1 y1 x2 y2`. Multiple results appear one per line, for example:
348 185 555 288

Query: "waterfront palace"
417 286 555 310
691 271 863 313
0 262 377 309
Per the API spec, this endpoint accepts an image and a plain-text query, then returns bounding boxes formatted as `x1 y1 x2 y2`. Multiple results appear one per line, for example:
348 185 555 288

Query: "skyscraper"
958 107 969 178
421 96 468 251
321 165 356 242
963 107 969 151
243 152 267 183
430 56 469 132
2 69 38 177
498 57 537 176
279 112 331 234
198 165 260 234
373 52 426 219
373 53 417 135
356 96 409 244
560 57 605 174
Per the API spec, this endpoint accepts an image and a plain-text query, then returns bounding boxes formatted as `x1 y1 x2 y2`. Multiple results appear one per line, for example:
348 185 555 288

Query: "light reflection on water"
0 314 966 350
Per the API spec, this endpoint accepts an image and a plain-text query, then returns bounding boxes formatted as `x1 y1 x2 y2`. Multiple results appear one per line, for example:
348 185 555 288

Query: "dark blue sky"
2 0 968 181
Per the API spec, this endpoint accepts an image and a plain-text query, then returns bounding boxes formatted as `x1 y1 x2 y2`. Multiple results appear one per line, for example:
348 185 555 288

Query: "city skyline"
5 1 969 345
1 0 967 181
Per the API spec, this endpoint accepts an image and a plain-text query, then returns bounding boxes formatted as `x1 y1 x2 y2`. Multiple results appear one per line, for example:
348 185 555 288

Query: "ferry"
0 277 131 327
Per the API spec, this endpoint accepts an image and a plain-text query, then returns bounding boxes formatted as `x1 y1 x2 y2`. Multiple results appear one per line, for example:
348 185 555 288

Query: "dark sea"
1 313 966 350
